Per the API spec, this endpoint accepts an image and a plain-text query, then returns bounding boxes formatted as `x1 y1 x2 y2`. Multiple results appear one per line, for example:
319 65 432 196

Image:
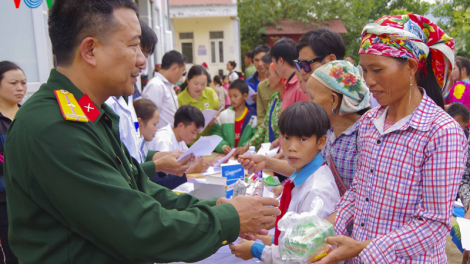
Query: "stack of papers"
177 135 222 161
202 107 224 129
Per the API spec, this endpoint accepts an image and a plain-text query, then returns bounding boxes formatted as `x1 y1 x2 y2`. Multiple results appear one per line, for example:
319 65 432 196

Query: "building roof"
265 19 347 35
169 0 233 6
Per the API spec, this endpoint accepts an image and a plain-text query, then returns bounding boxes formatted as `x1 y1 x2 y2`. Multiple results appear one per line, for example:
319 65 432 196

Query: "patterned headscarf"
359 14 455 89
312 60 370 115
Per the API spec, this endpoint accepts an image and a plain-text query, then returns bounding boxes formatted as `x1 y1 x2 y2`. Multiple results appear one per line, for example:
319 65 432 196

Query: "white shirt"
146 124 188 152
105 95 145 163
229 71 239 83
141 72 179 129
261 163 340 264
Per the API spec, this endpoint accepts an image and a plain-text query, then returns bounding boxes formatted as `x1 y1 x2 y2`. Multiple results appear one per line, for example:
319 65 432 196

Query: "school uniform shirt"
105 95 145 163
281 73 309 112
4 69 240 264
142 72 179 129
146 124 188 152
251 154 341 264
335 91 468 263
178 87 219 143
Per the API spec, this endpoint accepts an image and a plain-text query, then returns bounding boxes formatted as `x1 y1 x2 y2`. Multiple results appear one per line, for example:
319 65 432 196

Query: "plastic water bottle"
244 146 262 180
245 146 256 155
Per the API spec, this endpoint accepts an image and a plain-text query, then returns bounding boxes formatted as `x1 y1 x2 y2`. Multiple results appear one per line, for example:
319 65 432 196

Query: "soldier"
3 0 280 263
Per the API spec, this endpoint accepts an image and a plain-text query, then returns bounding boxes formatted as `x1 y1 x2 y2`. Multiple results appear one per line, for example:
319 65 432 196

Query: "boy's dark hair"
139 19 158 56
133 99 158 123
345 55 354 60
174 105 205 129
229 79 249 95
447 102 470 122
245 50 254 60
161 50 186 70
228 61 237 69
279 102 330 139
253 45 271 56
456 56 470 77
48 0 138 66
297 29 346 60
0 61 23 83
262 53 271 64
213 75 223 86
271 38 297 67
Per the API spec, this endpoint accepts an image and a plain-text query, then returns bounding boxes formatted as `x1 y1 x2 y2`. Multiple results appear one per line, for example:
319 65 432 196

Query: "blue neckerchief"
290 153 324 186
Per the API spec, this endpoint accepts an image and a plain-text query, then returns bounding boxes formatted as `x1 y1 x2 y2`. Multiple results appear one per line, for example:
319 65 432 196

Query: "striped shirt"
335 91 468 263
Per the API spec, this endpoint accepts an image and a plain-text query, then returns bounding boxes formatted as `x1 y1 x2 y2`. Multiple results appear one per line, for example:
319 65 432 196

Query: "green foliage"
237 0 432 62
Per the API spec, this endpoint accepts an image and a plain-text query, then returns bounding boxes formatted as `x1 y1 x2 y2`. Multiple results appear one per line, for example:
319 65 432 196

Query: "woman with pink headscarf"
318 14 468 264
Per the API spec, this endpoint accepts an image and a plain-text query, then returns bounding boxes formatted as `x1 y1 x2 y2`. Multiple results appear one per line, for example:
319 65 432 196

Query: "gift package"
278 197 335 263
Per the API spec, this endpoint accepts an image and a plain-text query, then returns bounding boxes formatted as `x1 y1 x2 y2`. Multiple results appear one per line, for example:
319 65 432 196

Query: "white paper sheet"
200 166 222 176
177 135 223 161
245 86 256 105
202 107 224 129
257 143 280 158
214 148 237 167
457 217 470 250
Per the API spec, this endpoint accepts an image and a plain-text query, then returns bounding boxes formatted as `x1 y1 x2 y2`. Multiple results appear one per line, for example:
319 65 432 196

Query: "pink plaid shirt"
335 92 468 263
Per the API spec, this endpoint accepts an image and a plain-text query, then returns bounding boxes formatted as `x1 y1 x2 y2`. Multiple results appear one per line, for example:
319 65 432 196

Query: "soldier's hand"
151 150 184 161
238 154 267 173
154 154 193 176
228 196 280 234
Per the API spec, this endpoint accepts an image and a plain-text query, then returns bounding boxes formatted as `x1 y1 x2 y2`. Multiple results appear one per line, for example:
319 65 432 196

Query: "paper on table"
200 166 222 176
457 217 470 250
245 86 256 106
214 148 237 167
177 135 223 161
202 107 224 129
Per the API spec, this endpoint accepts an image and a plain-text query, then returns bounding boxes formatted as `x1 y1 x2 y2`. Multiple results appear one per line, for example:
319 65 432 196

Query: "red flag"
14 0 21 8
77 94 100 122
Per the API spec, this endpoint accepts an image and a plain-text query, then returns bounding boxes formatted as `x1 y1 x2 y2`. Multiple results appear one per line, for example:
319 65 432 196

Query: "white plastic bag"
278 197 335 263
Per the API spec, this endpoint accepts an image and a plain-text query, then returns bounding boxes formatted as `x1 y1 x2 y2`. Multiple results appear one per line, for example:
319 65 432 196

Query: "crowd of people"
0 0 469 263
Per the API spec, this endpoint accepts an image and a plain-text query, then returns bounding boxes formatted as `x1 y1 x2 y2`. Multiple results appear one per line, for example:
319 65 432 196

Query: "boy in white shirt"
147 105 208 174
230 102 340 263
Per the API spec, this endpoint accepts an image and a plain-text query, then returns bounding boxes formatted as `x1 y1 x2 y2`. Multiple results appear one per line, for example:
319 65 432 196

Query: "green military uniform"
4 69 239 264
256 79 276 125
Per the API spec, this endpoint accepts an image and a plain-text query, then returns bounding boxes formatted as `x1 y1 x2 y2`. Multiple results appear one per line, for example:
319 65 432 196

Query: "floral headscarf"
359 14 454 89
312 60 370 115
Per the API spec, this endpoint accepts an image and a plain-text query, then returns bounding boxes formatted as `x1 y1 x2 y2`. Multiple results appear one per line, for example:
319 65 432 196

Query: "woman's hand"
233 145 250 158
238 154 267 173
314 236 371 264
270 138 280 150
229 240 255 260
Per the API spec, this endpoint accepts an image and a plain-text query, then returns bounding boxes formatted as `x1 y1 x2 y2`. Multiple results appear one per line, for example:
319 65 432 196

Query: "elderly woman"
238 61 370 198
318 14 467 264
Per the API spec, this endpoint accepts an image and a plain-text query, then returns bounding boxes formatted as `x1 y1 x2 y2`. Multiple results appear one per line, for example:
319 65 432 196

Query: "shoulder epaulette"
54 90 89 122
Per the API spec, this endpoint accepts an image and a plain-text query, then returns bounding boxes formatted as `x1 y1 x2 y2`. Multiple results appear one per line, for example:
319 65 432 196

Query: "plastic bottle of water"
245 146 256 155
244 146 262 182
